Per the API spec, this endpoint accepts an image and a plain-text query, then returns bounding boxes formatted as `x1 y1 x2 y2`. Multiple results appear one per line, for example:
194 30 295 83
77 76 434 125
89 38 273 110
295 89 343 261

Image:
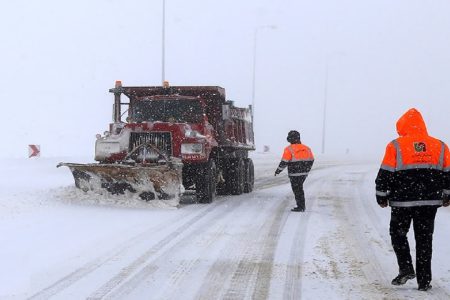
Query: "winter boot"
391 271 416 285
291 207 304 212
418 283 432 291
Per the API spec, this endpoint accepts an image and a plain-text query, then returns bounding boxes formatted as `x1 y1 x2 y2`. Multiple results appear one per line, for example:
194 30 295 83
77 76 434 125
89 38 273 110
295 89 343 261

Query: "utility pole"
321 63 329 154
161 0 166 83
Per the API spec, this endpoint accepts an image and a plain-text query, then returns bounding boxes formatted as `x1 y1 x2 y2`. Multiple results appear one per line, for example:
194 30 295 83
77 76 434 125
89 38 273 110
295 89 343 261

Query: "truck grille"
129 132 172 156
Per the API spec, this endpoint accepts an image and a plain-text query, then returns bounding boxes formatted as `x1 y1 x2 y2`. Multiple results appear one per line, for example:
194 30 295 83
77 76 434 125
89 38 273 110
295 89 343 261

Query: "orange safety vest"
381 137 448 172
278 144 314 177
282 144 314 163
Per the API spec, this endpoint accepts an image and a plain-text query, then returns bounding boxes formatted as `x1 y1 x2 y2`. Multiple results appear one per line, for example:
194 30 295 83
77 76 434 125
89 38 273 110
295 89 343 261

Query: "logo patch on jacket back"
414 142 426 152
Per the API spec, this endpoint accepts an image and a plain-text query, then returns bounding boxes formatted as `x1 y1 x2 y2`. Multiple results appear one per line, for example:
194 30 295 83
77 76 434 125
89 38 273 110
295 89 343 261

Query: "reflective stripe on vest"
391 139 445 171
389 200 443 207
380 164 395 172
438 141 445 169
289 172 308 177
392 140 403 170
376 190 388 196
287 146 314 162
398 164 446 171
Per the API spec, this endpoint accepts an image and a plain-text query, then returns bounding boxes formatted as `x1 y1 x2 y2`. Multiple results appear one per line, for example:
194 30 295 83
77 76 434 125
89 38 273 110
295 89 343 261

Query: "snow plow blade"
57 161 183 200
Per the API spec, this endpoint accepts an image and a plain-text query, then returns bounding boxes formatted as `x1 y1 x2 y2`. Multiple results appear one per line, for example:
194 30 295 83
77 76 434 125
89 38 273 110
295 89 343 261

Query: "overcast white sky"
2 0 450 159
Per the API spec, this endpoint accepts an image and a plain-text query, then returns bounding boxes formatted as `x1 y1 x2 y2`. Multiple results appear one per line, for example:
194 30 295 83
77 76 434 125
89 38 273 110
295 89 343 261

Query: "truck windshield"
132 99 203 123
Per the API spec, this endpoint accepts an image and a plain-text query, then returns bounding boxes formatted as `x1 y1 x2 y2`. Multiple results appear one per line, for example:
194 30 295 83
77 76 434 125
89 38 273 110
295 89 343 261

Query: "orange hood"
396 108 428 137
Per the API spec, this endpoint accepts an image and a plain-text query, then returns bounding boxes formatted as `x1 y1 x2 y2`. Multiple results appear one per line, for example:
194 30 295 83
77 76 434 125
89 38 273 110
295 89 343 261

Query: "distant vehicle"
58 81 255 203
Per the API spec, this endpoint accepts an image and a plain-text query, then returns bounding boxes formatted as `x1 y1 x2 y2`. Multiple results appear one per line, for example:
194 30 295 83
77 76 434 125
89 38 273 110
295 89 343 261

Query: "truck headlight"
181 143 204 154
95 141 121 160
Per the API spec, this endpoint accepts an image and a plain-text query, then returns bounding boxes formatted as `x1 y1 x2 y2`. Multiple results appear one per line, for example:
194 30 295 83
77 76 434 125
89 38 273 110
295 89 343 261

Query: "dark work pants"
289 175 306 209
389 206 438 286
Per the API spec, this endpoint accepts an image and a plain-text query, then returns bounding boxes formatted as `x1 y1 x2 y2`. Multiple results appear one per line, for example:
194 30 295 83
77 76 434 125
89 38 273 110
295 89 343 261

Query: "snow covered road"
2 154 450 299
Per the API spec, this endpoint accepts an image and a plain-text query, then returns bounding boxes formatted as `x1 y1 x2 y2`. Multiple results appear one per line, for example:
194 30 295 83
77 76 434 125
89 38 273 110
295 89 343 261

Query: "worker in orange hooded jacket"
375 108 450 291
275 130 314 212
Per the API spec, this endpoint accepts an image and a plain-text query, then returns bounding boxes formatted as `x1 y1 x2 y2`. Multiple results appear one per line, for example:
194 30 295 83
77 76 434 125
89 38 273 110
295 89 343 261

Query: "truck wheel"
243 158 254 193
229 158 245 195
196 161 216 203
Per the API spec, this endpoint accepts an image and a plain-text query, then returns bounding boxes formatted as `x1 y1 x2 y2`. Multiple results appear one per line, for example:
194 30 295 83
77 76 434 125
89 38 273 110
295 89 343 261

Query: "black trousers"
289 175 306 209
389 206 438 286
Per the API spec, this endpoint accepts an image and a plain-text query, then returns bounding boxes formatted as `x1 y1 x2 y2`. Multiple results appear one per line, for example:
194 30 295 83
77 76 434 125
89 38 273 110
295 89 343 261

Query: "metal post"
251 28 258 116
114 93 121 123
113 80 122 123
162 0 166 83
321 51 345 154
321 62 329 154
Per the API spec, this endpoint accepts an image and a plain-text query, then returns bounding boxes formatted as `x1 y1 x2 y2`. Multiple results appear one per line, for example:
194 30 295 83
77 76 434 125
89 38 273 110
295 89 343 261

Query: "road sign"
28 145 41 158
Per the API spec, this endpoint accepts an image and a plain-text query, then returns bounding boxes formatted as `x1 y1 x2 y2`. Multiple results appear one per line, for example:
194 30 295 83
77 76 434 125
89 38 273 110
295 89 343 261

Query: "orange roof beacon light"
163 80 170 88
115 80 122 88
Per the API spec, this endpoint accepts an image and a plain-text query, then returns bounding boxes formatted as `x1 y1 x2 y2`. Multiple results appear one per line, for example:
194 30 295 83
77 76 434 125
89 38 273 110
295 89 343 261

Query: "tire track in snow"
192 193 287 300
251 197 291 300
28 202 219 300
88 195 250 299
281 176 321 300
108 224 228 300
335 168 396 298
253 163 337 191
219 197 290 300
245 168 328 299
116 192 275 300
254 175 290 191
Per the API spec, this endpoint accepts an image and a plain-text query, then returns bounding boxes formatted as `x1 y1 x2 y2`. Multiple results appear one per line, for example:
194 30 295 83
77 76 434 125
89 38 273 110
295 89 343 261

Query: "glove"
274 169 281 176
376 195 388 208
443 194 450 207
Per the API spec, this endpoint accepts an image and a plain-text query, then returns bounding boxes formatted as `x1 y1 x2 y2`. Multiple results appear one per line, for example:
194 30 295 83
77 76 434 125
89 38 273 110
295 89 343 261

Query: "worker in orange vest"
275 130 314 212
375 108 450 291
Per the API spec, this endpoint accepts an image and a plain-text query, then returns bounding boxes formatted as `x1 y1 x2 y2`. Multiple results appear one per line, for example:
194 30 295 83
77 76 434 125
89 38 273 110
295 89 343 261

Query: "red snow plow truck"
58 81 255 203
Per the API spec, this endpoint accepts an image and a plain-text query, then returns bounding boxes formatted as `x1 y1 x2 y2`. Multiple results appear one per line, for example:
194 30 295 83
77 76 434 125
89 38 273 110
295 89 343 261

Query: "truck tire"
243 158 254 193
196 161 216 203
229 158 245 195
